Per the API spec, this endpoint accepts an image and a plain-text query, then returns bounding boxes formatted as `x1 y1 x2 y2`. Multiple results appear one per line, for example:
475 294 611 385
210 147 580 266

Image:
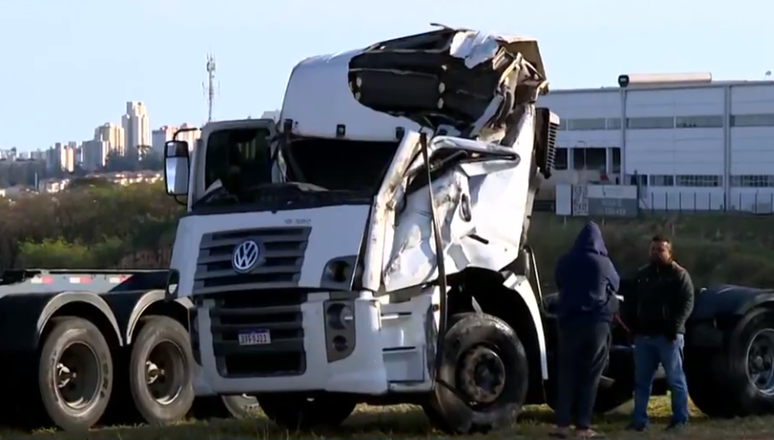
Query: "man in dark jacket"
622 235 694 432
550 221 620 439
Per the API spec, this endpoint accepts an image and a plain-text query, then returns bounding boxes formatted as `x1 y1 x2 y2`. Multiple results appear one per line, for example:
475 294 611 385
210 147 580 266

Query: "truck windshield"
287 138 398 194
194 131 400 212
204 127 273 190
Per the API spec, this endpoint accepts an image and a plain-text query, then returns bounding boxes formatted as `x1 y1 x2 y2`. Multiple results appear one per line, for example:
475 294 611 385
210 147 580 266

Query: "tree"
2 182 182 269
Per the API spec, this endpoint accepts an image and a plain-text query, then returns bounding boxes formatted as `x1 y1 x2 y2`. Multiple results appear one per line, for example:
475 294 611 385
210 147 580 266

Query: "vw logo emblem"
232 240 261 273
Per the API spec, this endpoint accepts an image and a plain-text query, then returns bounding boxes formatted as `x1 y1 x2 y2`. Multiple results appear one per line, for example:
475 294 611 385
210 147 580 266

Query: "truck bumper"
195 292 389 395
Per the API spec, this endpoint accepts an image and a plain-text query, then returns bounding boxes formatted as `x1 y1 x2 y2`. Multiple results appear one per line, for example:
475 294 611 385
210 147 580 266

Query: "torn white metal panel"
361 130 424 292
382 107 538 292
449 31 501 69
463 108 537 266
383 169 471 291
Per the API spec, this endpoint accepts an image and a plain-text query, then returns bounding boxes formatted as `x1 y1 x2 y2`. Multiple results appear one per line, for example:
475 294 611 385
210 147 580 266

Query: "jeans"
555 321 610 429
631 334 689 427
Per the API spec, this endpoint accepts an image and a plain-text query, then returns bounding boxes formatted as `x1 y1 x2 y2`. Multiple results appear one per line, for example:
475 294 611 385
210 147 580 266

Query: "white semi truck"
163 26 560 433
162 26 774 434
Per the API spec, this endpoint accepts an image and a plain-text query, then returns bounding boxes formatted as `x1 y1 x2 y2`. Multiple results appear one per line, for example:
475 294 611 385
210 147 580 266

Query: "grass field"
11 397 773 440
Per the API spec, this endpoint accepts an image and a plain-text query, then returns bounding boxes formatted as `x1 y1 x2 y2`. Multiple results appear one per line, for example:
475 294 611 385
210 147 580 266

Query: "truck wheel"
129 316 195 425
191 394 260 420
257 393 356 430
684 346 734 417
424 313 528 434
689 308 774 418
221 394 260 418
38 317 113 432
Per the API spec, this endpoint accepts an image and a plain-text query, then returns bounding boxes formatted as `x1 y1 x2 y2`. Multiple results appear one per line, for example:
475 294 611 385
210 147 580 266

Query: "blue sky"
0 0 769 150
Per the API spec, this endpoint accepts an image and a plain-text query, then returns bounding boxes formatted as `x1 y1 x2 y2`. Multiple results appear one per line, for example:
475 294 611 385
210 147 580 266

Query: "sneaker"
665 421 687 431
548 426 571 438
625 423 646 432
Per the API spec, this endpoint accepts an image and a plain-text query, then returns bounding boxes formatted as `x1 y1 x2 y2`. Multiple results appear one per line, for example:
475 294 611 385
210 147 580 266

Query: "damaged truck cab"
164 26 561 434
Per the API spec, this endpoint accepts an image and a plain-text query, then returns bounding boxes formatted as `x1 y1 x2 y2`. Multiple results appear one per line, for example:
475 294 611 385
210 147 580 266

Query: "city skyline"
0 100 202 176
0 1 769 149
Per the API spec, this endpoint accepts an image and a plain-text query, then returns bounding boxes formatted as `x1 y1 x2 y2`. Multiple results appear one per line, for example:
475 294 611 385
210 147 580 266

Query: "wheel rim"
145 340 186 405
56 342 101 411
746 328 774 395
458 345 506 405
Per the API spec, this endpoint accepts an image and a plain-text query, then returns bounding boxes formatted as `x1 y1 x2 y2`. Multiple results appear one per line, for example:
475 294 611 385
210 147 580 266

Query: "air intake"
535 108 559 178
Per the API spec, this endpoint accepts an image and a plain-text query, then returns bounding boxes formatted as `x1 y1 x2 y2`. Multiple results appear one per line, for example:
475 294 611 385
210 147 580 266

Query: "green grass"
11 397 774 440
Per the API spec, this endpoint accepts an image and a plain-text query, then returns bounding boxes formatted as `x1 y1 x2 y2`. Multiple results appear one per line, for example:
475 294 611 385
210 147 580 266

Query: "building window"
730 113 774 127
649 175 675 186
568 118 607 131
558 119 568 130
607 118 622 130
626 174 648 186
675 115 723 128
611 148 621 174
730 175 774 187
554 148 568 170
572 148 606 170
675 175 722 187
626 116 675 129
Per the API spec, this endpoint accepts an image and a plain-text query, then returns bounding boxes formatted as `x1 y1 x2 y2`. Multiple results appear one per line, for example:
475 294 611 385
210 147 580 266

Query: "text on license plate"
238 330 271 346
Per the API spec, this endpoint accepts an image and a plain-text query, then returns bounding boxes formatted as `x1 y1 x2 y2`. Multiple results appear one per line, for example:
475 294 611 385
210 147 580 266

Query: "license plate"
238 330 271 346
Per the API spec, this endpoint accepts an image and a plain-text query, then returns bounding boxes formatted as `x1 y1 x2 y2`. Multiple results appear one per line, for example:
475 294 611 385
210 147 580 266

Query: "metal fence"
639 191 774 214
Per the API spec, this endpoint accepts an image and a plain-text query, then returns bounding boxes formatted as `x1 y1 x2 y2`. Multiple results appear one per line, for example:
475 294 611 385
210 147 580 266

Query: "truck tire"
221 394 260 418
257 393 356 430
190 395 260 420
129 316 195 425
688 308 774 418
423 313 528 434
38 317 113 432
684 346 734 417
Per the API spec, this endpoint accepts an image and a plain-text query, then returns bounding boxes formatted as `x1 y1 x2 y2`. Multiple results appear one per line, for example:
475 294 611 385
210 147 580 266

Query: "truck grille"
194 227 311 295
207 291 306 377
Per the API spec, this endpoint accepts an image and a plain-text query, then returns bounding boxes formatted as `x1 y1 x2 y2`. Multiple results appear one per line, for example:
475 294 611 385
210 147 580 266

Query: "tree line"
3 180 771 291
0 180 181 270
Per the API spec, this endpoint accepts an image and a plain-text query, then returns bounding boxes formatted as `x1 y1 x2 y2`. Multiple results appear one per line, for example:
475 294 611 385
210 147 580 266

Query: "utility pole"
203 53 219 122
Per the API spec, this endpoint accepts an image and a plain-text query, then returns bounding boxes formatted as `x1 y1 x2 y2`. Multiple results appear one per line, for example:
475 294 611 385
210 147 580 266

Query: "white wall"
625 129 724 176
624 87 724 176
730 85 774 175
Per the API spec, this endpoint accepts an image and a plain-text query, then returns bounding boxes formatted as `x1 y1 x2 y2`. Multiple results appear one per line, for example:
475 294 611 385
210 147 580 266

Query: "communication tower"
203 53 219 122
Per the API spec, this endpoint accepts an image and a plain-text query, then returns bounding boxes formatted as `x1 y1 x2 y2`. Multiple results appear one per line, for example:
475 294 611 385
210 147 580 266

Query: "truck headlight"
326 302 354 330
324 260 351 283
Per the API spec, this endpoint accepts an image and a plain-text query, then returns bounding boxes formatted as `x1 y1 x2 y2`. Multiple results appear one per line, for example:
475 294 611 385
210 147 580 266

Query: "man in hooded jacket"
550 221 620 439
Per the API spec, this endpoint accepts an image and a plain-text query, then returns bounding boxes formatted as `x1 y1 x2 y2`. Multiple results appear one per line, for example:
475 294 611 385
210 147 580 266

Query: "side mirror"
164 140 190 196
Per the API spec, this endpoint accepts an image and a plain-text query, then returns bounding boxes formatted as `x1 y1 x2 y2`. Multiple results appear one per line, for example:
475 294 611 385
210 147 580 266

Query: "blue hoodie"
555 221 620 325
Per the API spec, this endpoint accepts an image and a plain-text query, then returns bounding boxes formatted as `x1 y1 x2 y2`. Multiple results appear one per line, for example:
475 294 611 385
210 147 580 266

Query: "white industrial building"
538 74 774 212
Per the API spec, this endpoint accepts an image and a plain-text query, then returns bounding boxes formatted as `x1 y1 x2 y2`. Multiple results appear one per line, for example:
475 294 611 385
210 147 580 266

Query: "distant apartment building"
81 140 110 171
94 122 125 155
152 125 178 153
152 123 200 153
122 102 151 158
45 143 76 173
